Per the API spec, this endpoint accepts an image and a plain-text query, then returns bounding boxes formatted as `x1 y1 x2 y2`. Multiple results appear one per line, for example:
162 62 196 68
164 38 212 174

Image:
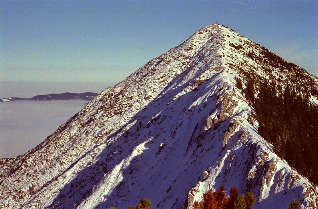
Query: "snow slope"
0 24 317 209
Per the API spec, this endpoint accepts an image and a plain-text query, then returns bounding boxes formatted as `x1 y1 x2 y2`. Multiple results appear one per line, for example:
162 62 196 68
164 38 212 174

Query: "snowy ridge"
310 96 318 106
0 24 317 209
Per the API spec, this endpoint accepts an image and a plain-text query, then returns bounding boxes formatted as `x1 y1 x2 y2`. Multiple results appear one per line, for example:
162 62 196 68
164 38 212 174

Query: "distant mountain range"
0 92 98 102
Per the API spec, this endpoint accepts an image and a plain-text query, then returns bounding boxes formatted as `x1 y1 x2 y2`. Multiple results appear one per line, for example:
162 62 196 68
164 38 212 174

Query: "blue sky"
1 0 317 83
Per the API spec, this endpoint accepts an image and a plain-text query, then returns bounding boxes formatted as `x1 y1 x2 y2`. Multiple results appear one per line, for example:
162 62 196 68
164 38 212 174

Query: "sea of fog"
0 81 110 158
0 100 88 158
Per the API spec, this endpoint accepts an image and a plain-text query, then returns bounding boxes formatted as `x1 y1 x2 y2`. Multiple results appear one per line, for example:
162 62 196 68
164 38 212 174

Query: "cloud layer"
0 100 86 158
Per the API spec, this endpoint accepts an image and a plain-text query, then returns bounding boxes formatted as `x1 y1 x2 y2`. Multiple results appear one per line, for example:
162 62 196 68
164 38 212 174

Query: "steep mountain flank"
0 24 317 209
212 26 318 186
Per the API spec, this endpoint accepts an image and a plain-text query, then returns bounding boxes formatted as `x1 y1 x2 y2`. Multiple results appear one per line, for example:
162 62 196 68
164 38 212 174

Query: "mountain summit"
1 24 317 209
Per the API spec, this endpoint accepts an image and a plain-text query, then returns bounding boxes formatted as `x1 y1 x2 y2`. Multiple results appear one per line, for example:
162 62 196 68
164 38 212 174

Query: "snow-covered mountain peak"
0 25 318 209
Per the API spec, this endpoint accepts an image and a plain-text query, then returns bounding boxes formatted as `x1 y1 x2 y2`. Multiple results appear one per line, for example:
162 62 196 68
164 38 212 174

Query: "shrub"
136 198 151 209
244 192 256 209
234 194 246 209
288 200 301 209
193 186 244 209
227 187 239 208
108 198 151 209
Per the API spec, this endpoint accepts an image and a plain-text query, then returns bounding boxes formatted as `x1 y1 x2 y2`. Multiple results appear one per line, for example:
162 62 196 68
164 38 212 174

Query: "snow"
310 96 318 106
0 24 317 209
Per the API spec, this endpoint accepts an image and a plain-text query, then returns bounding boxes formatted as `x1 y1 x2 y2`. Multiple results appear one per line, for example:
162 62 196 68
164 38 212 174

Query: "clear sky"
1 0 317 83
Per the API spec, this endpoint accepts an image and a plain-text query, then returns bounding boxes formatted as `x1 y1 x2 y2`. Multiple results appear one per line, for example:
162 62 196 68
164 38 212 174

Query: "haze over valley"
0 81 107 157
0 100 86 157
